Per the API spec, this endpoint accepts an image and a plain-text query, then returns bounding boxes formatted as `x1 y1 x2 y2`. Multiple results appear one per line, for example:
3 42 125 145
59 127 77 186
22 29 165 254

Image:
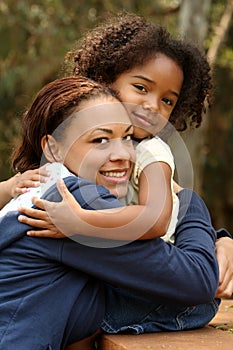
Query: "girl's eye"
162 97 173 106
92 137 108 144
134 84 147 93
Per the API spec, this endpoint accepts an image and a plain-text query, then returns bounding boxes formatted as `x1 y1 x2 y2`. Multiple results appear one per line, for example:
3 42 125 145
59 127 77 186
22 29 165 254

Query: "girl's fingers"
26 229 65 238
56 179 72 201
31 197 47 211
18 215 49 228
18 208 65 237
18 204 47 219
56 179 82 210
17 180 75 238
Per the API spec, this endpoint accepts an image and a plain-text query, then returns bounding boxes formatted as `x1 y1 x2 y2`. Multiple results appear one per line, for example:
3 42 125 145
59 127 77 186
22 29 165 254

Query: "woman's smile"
58 99 135 198
100 167 131 182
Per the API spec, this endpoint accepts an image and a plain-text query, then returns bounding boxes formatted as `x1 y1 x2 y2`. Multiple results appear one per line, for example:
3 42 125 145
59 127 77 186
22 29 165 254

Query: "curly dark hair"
66 13 213 131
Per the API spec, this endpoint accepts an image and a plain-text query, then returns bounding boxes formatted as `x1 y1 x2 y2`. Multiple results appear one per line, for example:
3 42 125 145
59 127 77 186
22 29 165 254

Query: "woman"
0 76 136 350
0 75 219 348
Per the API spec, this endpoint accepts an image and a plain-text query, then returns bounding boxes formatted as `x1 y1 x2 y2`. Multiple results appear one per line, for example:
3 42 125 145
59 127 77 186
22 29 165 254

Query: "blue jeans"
102 286 220 334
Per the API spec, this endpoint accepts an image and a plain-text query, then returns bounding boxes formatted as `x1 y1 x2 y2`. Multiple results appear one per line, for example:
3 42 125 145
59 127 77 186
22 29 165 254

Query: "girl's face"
111 53 183 138
59 97 135 198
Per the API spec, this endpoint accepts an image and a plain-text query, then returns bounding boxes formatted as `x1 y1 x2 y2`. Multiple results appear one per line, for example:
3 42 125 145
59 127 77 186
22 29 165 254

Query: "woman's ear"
41 135 63 163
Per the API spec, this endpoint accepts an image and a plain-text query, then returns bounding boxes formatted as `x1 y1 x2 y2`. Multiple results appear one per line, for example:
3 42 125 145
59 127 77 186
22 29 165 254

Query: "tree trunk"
207 0 233 66
179 0 233 196
178 0 211 195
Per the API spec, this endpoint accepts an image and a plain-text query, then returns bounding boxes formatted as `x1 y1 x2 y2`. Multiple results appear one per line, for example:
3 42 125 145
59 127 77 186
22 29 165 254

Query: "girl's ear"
41 135 63 163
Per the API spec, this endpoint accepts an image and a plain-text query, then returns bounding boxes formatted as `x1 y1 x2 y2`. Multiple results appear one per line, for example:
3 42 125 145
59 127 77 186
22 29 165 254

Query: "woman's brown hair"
12 76 118 173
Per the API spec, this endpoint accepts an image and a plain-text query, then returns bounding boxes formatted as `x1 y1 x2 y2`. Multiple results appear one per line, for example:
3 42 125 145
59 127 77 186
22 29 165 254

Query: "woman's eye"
123 134 133 142
92 137 108 144
134 84 147 93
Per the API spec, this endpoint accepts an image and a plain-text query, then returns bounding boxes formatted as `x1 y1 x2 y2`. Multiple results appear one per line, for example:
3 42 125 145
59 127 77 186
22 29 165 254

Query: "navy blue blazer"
0 177 219 349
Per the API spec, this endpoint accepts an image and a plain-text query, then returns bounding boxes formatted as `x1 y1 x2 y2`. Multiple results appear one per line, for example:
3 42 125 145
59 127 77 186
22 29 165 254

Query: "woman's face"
111 53 183 138
59 97 135 198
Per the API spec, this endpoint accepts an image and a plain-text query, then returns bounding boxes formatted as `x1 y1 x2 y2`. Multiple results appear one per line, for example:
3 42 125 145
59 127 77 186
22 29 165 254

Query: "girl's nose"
143 98 159 112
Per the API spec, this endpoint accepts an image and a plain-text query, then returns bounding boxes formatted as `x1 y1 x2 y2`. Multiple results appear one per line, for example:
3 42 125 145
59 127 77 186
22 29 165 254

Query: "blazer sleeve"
60 188 219 306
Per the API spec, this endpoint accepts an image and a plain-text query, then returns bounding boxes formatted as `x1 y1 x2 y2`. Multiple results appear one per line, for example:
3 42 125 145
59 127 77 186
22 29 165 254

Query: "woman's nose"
109 139 134 162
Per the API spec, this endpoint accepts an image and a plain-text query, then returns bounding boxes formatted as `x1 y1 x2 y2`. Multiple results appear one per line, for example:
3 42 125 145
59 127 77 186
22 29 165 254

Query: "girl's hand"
18 199 65 238
18 180 83 238
215 237 233 298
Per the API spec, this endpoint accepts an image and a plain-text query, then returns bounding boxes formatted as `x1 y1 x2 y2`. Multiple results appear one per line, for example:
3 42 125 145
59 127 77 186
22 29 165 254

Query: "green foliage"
0 0 99 178
207 0 233 70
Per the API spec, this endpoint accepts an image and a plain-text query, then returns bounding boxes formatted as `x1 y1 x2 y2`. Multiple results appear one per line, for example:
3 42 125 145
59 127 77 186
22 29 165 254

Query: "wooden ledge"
100 300 233 350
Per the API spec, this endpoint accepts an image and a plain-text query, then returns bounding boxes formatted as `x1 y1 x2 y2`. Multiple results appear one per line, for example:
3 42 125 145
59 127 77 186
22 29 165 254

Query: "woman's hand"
18 180 83 238
0 167 49 209
215 237 233 298
12 168 48 196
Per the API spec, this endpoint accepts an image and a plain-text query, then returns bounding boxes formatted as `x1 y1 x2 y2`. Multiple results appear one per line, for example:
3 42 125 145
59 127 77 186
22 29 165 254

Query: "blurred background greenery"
0 0 232 233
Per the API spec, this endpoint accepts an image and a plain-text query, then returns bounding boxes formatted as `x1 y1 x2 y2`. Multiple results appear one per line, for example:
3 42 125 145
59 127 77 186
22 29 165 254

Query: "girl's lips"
132 112 155 127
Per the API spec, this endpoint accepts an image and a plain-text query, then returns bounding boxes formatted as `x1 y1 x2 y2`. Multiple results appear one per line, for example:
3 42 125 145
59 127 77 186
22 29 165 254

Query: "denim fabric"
102 287 220 334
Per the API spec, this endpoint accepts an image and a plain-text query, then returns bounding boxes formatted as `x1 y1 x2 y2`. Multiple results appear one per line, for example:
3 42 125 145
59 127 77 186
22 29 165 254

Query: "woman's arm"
0 169 48 209
1 175 218 305
215 237 233 298
0 176 16 209
18 181 233 299
60 188 219 305
19 162 173 240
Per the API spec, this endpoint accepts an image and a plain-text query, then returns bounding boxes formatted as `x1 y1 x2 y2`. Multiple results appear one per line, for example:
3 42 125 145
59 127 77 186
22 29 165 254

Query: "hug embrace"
0 12 232 350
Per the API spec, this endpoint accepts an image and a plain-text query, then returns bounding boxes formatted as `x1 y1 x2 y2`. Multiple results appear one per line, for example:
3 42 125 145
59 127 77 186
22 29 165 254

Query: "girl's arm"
68 161 173 240
19 161 173 240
